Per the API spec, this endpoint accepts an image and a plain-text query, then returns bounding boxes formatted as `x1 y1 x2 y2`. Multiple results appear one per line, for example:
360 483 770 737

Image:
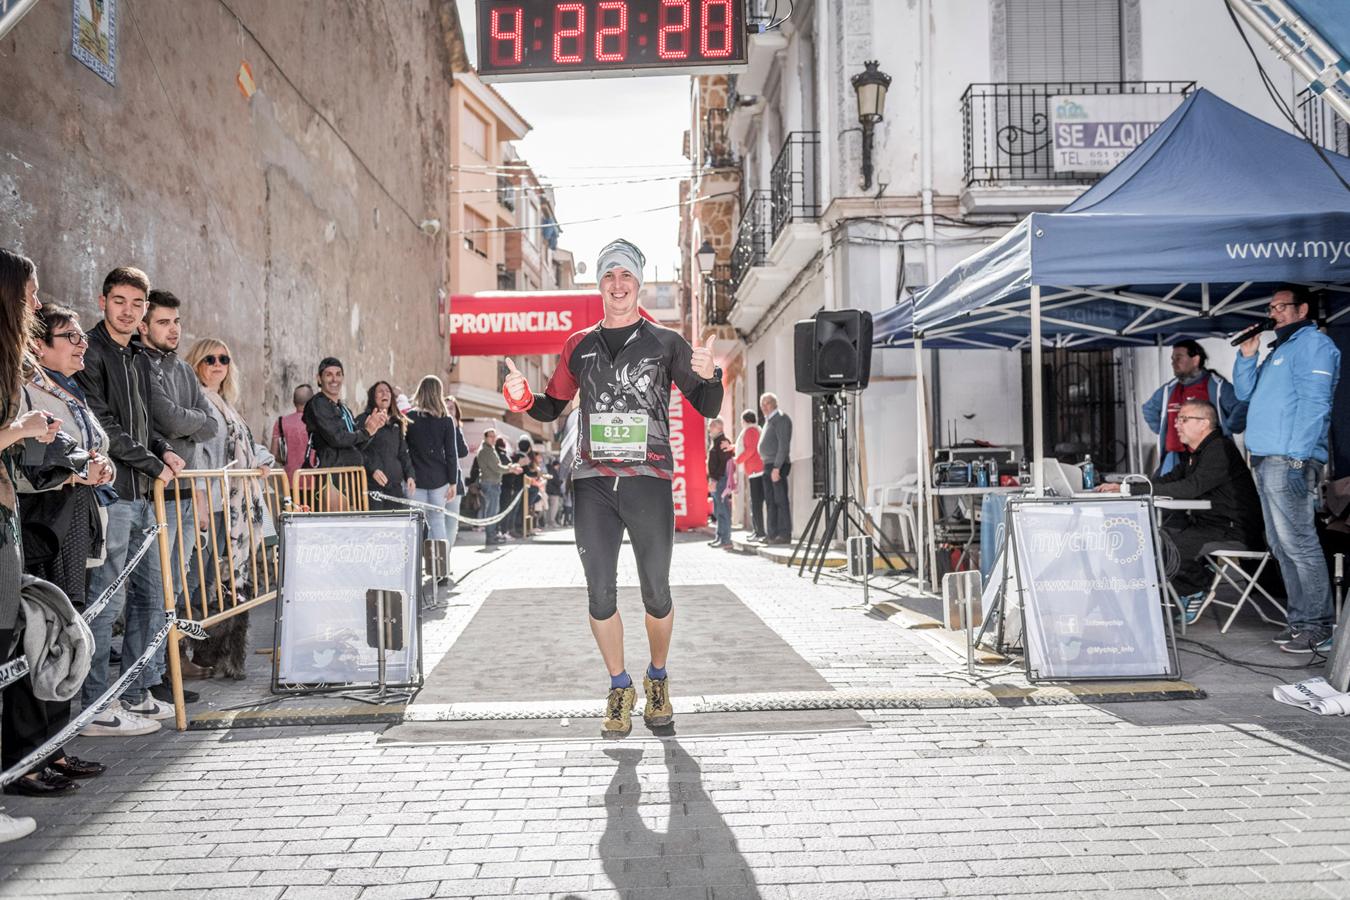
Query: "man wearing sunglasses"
1234 287 1342 654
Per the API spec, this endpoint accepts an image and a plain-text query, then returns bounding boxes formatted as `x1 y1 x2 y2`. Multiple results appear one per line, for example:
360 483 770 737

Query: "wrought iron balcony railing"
769 131 821 242
961 81 1196 187
702 263 734 327
730 189 770 293
496 175 516 211
1297 88 1350 157
702 107 736 169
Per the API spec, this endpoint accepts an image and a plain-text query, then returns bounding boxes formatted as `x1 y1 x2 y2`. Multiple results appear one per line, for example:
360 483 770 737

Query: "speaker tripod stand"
789 392 907 584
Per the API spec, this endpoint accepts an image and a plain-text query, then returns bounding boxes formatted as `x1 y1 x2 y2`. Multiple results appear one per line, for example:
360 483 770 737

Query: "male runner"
502 238 723 738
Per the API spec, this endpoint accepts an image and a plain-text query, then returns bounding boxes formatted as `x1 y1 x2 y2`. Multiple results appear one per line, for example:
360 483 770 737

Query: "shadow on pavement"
562 740 761 899
1093 606 1350 766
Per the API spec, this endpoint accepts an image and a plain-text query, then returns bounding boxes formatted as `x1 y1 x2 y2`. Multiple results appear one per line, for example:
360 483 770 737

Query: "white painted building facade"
692 0 1324 531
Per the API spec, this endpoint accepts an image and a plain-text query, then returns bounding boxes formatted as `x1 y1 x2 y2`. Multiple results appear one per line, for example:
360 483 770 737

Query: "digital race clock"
476 0 749 82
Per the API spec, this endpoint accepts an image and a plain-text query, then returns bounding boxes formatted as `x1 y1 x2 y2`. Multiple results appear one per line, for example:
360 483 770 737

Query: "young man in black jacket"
1098 398 1263 620
77 267 187 736
501 239 723 739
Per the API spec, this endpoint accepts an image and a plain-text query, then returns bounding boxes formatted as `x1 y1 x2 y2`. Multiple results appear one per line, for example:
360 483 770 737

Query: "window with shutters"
1004 0 1123 83
463 207 490 258
462 110 490 159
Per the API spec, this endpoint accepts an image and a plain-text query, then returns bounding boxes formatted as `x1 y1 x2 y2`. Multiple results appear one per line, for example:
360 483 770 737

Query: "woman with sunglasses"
8 304 116 798
184 340 273 680
0 250 63 841
357 380 415 511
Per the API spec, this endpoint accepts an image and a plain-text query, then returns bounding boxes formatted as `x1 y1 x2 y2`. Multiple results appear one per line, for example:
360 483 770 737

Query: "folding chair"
1189 547 1286 633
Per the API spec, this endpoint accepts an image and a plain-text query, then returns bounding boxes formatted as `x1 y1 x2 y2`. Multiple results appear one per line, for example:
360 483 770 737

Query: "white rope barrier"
0 525 165 692
369 486 525 527
0 617 205 787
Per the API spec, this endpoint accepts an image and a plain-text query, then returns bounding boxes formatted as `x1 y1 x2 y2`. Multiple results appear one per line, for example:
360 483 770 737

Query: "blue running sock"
647 663 666 681
610 671 632 690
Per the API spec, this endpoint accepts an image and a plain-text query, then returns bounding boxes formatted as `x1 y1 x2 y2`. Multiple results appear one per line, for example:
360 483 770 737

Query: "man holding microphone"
501 239 724 739
1234 287 1341 654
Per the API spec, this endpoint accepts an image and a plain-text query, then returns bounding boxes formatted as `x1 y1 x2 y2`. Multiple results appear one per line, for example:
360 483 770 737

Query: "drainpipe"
0 0 41 40
919 0 937 282
919 0 941 450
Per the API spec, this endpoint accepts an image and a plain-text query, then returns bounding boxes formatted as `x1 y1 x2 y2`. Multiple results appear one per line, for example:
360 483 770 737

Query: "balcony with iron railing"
769 131 821 244
496 175 516 211
702 263 734 327
730 189 770 293
1298 88 1350 157
702 107 736 169
961 81 1196 188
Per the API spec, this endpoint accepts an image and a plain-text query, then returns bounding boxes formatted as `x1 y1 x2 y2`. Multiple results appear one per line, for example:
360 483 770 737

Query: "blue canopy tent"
871 88 1350 585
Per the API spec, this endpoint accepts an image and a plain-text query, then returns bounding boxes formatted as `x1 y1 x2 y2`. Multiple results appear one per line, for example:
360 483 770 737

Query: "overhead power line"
450 190 739 236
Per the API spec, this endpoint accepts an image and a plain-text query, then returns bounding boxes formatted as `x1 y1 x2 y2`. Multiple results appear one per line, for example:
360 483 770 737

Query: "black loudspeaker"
794 310 873 394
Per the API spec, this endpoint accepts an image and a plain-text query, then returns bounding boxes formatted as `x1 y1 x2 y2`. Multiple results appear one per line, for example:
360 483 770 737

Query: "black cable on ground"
1178 635 1327 677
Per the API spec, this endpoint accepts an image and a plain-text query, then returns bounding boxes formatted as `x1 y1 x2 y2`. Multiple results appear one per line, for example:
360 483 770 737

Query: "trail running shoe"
643 675 673 728
601 686 636 740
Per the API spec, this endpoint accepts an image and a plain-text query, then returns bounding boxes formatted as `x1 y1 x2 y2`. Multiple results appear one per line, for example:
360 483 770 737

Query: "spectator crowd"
0 250 561 843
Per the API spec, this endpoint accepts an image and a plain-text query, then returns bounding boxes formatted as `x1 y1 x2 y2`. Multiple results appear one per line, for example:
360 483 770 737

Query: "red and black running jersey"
527 318 723 480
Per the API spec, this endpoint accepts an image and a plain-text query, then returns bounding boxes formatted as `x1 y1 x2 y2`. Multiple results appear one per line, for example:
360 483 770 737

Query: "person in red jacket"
734 409 765 541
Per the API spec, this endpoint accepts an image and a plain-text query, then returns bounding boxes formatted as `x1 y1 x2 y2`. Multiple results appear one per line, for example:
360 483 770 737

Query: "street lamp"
850 60 891 190
696 239 717 274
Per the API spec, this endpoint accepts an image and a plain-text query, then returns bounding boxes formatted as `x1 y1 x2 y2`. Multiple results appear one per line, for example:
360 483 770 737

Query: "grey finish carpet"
382 585 867 743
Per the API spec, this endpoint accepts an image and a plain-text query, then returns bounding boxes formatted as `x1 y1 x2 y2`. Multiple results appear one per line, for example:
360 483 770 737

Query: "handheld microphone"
1229 317 1273 347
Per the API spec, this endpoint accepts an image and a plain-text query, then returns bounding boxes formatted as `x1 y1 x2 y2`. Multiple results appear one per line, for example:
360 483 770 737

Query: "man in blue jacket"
1234 287 1341 654
1141 339 1244 475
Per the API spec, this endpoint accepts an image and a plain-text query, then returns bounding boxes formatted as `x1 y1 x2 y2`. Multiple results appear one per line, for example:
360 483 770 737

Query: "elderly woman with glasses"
3 303 115 798
183 339 274 680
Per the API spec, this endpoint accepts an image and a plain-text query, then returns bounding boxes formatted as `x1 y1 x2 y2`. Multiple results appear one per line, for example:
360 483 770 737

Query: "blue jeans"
713 476 731 544
480 483 503 543
1252 456 1333 632
444 491 463 554
149 495 193 686
83 499 165 709
412 485 448 541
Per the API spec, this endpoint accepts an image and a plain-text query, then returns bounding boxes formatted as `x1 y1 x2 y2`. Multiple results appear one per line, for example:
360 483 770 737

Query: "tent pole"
1030 284 1045 496
914 339 927 590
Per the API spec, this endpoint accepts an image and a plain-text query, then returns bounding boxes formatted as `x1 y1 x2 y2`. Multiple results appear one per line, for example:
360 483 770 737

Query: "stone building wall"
0 0 466 431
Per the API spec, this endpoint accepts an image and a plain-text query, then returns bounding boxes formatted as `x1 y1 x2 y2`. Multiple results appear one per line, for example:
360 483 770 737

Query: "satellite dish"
576 261 588 275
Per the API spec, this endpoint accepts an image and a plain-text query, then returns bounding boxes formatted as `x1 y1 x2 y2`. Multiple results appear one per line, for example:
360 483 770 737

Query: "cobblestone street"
4 535 1350 899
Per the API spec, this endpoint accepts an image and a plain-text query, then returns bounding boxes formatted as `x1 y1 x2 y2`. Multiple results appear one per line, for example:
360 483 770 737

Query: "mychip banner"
1009 498 1175 681
274 512 423 690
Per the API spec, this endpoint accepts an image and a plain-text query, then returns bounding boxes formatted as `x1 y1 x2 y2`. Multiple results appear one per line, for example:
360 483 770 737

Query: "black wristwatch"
708 366 723 383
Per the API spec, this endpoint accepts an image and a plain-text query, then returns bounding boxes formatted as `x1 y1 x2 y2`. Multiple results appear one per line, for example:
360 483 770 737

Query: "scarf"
203 390 268 580
36 368 118 507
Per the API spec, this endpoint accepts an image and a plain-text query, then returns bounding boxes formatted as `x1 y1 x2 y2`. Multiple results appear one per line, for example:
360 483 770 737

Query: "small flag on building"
236 61 256 100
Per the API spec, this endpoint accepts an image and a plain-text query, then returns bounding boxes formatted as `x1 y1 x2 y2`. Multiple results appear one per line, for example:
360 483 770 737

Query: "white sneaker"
122 695 175 721
80 702 162 736
0 810 36 844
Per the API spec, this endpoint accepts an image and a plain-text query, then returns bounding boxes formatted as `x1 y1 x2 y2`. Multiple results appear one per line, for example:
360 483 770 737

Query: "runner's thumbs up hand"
502 358 528 402
691 334 717 380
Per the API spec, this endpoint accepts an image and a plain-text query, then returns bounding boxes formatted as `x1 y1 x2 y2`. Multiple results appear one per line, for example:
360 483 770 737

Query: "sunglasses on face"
202 354 231 366
50 330 88 347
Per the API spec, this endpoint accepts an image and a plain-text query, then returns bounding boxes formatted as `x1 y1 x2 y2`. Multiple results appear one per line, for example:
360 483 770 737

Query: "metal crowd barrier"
154 466 377 729
290 466 369 513
155 468 285 730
